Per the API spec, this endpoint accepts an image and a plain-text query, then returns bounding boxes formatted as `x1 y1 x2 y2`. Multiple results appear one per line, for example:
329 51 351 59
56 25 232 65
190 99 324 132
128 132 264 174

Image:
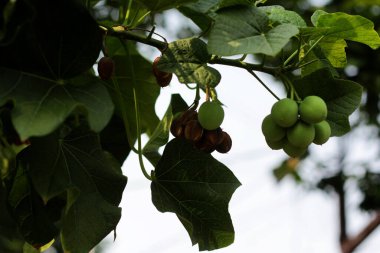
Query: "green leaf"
259 5 307 28
135 0 197 12
303 11 380 67
105 39 160 141
0 183 25 253
7 157 58 247
151 138 241 251
179 0 217 32
0 0 102 79
208 6 299 56
158 38 221 87
100 114 132 165
0 69 114 140
143 94 188 166
23 124 127 253
218 0 255 9
293 68 363 136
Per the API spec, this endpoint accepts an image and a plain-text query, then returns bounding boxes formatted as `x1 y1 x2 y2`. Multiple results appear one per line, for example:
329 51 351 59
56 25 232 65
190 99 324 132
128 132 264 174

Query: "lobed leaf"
0 0 102 79
151 138 241 251
23 124 127 253
303 11 380 67
0 69 114 140
208 6 299 56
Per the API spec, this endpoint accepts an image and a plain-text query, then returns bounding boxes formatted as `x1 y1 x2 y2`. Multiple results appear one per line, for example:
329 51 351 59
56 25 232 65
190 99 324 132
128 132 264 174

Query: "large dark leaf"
0 0 102 79
0 69 114 140
0 183 25 253
7 157 58 248
21 123 127 253
151 138 241 251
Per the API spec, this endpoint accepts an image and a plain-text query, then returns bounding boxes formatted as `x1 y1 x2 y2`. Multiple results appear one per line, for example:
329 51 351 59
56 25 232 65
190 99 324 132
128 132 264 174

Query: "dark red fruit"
184 120 203 142
153 57 172 87
98 56 115 80
179 109 198 126
194 137 216 153
204 128 223 146
216 131 232 153
170 117 184 138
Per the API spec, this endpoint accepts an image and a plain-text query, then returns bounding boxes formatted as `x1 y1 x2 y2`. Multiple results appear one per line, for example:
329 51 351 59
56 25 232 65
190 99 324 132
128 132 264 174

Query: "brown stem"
341 212 380 253
337 185 347 242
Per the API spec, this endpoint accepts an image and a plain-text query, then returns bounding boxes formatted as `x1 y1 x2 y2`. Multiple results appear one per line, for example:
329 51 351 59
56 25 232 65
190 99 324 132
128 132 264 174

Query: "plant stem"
247 70 280 101
120 38 152 180
296 35 325 67
133 88 152 181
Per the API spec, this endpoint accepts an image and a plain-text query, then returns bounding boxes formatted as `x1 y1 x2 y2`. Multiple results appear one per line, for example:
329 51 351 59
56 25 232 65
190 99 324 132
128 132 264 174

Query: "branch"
208 57 279 75
105 26 167 51
104 26 280 76
341 211 380 253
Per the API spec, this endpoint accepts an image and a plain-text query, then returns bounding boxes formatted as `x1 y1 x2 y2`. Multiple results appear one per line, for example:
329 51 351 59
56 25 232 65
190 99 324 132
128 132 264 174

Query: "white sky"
95 8 380 253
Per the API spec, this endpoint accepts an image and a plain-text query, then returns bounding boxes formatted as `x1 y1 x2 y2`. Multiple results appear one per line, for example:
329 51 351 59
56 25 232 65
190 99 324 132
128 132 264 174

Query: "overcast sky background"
98 6 380 253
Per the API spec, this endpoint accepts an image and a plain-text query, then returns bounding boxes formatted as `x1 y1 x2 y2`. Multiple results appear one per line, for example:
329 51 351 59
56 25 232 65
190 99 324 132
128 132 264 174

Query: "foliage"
0 0 379 252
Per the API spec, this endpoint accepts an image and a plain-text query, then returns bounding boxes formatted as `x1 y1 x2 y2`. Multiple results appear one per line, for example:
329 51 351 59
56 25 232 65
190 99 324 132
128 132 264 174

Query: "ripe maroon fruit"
184 120 204 142
216 131 232 153
98 56 115 80
153 57 172 87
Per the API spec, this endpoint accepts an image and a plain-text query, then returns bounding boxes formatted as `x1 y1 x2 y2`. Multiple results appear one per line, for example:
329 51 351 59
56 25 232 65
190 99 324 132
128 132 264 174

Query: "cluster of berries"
170 107 232 154
262 96 331 157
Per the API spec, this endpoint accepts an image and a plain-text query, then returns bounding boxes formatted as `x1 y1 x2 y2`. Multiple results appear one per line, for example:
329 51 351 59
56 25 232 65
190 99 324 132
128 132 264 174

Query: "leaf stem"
296 35 325 67
247 70 280 101
133 88 152 181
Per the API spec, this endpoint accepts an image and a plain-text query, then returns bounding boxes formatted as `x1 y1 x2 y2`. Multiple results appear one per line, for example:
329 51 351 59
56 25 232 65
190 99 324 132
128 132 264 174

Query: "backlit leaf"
151 138 241 251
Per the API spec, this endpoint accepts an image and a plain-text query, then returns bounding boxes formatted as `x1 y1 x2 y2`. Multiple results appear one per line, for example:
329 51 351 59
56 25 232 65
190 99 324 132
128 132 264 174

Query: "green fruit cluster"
261 96 331 157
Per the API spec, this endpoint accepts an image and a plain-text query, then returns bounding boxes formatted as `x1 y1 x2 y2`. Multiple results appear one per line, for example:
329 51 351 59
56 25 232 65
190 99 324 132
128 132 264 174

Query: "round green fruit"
261 114 286 142
265 138 286 150
198 101 224 130
287 121 315 148
271 98 298 127
283 141 307 158
313 120 331 145
299 96 327 124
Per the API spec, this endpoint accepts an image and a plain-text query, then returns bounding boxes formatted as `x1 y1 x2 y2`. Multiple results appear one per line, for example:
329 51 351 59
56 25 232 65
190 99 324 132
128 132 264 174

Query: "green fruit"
271 98 298 127
287 121 315 148
261 114 286 142
198 101 224 130
299 96 327 124
265 138 286 150
313 120 331 145
283 141 307 157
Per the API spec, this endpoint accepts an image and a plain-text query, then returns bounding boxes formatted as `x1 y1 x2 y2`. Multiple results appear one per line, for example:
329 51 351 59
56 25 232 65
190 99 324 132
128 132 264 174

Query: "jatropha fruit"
152 56 172 87
98 56 115 80
261 96 331 157
170 101 231 154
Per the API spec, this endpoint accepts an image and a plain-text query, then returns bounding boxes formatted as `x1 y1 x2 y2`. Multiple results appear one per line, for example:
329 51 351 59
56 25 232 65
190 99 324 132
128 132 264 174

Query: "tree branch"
341 211 380 253
105 26 280 76
105 26 167 51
